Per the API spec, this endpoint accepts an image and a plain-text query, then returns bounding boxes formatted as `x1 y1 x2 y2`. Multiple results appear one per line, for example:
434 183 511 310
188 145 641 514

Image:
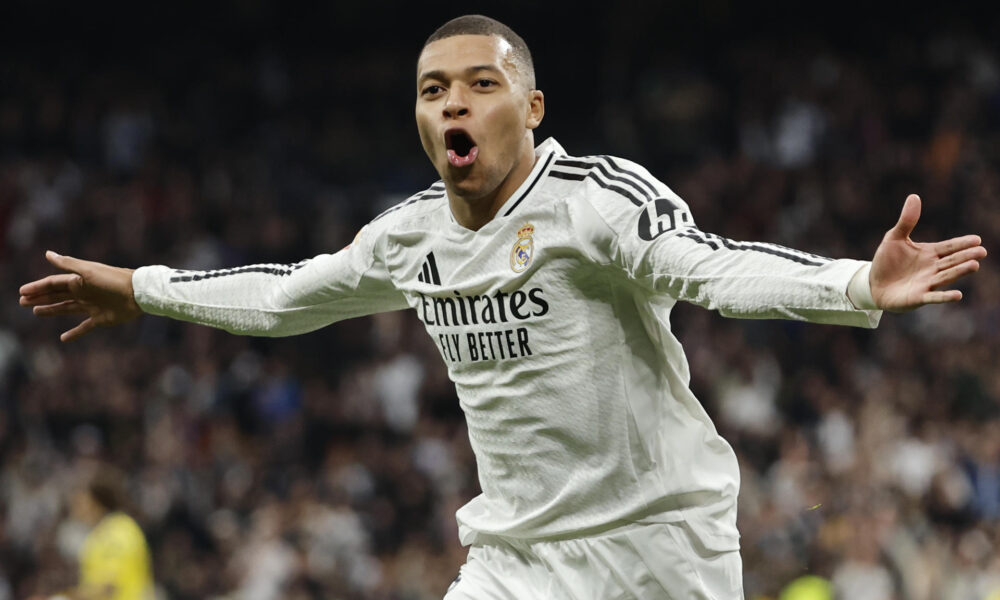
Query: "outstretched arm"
20 224 408 342
577 156 883 327
579 156 984 326
19 251 142 342
869 194 986 311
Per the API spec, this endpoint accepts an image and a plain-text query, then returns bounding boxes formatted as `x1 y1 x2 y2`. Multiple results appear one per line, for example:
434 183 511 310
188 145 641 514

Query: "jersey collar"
499 137 563 218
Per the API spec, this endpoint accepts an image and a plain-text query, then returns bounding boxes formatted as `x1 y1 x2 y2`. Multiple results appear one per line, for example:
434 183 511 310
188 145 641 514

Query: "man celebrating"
20 15 986 599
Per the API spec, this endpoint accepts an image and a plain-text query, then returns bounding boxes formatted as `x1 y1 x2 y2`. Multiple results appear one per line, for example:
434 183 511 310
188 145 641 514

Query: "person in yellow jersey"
778 575 833 600
36 467 155 600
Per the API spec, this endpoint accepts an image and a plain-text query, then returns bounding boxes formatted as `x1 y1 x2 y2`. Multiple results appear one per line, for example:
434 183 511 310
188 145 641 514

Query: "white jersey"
133 138 881 549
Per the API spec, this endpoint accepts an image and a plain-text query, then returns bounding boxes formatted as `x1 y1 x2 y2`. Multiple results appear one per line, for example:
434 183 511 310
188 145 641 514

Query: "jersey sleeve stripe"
169 261 310 283
596 155 661 196
554 158 653 202
548 170 586 181
677 230 831 266
549 169 644 207
371 183 447 222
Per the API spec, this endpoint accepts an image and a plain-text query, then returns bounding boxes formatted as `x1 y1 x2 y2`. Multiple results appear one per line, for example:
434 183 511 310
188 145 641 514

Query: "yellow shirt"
778 575 833 600
79 512 154 600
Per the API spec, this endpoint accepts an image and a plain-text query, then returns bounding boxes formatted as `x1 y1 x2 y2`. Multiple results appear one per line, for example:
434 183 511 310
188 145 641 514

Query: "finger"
61 318 98 343
33 300 89 317
45 250 91 274
19 291 75 307
18 273 79 297
937 245 988 270
932 234 985 258
887 194 921 241
931 259 981 288
920 290 963 305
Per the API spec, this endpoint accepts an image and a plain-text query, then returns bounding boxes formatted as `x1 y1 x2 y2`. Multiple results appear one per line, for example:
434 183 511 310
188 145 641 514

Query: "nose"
443 86 469 119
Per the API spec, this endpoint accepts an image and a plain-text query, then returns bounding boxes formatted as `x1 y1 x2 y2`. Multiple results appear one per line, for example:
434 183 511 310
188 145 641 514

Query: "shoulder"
544 151 678 209
90 513 147 550
369 181 447 228
350 181 447 253
541 149 696 240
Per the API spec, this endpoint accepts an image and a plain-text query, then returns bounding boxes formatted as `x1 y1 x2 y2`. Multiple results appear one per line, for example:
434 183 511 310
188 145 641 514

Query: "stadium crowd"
2 6 999 600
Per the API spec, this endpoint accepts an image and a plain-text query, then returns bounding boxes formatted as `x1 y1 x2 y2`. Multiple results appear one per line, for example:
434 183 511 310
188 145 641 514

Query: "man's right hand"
19 251 142 342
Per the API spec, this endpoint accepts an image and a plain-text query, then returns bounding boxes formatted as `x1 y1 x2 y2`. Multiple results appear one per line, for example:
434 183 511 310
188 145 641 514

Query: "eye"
474 79 497 89
421 84 444 97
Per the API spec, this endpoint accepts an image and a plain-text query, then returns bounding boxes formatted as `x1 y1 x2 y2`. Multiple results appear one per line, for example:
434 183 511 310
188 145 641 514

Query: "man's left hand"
871 194 987 311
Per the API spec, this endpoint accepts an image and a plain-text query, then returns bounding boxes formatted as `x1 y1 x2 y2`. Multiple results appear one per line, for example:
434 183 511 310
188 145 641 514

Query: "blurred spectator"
27 464 155 600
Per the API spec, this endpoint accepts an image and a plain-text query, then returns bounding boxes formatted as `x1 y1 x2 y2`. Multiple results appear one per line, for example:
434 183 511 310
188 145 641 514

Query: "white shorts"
443 521 744 600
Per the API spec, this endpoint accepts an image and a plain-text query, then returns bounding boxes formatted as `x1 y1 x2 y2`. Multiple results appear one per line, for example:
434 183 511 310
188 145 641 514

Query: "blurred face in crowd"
416 34 544 210
70 488 105 526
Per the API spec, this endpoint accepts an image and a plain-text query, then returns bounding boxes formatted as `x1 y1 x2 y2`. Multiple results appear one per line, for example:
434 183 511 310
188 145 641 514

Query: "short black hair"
423 15 536 89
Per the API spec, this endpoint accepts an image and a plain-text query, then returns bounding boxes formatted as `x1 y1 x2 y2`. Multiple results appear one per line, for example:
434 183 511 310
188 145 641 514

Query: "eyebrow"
418 65 503 85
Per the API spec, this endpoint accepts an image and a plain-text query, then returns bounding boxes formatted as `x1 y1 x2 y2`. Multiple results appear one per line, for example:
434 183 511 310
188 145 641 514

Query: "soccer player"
20 15 986 599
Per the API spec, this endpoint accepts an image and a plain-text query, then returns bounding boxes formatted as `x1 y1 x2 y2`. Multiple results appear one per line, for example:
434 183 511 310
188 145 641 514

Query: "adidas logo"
417 252 442 285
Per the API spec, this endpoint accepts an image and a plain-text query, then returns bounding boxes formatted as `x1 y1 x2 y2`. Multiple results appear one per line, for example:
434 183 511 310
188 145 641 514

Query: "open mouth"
445 129 479 167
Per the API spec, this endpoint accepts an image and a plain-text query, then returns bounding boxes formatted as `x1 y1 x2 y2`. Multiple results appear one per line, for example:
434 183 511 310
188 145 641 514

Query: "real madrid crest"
510 224 535 273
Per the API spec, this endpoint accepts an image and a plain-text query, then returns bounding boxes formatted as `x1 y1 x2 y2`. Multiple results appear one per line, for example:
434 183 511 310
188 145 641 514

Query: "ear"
525 89 545 130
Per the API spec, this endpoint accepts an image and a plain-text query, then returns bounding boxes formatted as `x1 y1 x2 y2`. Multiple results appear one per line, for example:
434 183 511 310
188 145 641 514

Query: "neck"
86 508 110 527
449 139 538 231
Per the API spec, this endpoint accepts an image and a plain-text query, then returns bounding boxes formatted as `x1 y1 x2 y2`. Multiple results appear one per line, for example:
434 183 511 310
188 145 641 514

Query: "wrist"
847 263 878 310
122 267 142 316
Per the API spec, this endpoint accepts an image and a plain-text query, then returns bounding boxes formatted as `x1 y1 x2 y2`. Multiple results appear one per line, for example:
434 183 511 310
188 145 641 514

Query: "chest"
380 212 614 369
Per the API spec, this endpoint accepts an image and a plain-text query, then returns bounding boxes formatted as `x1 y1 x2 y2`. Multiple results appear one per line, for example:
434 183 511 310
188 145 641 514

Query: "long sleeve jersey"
133 138 881 550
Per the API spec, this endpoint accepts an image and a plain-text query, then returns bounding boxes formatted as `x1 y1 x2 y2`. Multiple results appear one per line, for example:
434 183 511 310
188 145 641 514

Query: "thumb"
45 250 87 273
888 194 921 241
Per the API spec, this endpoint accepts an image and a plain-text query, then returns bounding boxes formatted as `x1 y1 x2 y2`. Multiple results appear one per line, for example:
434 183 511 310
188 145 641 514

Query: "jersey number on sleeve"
638 197 688 241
